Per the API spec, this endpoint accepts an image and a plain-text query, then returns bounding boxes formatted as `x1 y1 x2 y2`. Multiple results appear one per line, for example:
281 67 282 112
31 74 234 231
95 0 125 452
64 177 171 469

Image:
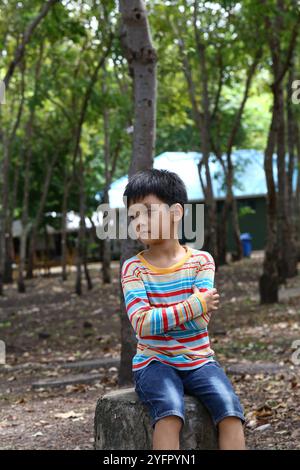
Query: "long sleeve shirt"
121 244 217 372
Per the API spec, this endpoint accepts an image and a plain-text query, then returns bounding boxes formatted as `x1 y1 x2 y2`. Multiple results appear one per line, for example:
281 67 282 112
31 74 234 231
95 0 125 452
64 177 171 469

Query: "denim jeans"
133 359 246 430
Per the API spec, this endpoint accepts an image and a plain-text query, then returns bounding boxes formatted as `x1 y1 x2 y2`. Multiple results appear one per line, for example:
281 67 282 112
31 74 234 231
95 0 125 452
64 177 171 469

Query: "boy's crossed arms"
121 252 220 339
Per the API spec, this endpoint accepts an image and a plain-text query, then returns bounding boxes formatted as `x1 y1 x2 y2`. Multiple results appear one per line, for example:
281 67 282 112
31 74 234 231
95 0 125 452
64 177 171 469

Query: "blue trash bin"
240 233 252 257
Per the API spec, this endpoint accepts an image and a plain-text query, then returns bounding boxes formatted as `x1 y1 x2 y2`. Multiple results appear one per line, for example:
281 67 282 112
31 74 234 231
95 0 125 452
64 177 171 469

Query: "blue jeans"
133 360 246 430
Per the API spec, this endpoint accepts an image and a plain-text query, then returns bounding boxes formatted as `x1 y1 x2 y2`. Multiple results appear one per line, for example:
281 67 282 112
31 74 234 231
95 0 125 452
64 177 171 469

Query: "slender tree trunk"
17 45 44 291
101 63 112 284
259 0 300 302
227 155 243 261
276 77 298 281
294 121 300 259
6 159 20 283
61 174 71 282
75 184 83 296
118 0 157 386
259 103 279 303
194 14 217 259
171 4 217 260
72 40 113 294
285 60 299 271
119 1 157 173
75 147 92 295
26 151 59 278
80 148 92 291
221 51 261 263
0 59 26 289
217 201 229 265
101 189 112 284
0 136 11 287
18 123 33 293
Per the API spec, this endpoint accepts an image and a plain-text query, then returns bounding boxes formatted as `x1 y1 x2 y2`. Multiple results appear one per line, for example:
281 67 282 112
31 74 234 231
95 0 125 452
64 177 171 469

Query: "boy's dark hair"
122 168 188 210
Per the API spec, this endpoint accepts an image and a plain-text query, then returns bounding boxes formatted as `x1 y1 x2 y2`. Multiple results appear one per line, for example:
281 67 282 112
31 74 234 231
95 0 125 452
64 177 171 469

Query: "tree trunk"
259 105 279 303
26 151 59 279
101 189 112 285
94 388 218 450
118 0 157 386
223 51 261 263
18 128 32 293
294 122 300 260
194 14 218 259
285 61 299 270
0 59 25 290
5 162 20 284
61 174 71 282
276 78 297 281
75 148 92 295
101 63 112 284
227 156 243 261
17 44 44 291
172 5 218 260
217 199 230 266
259 0 300 302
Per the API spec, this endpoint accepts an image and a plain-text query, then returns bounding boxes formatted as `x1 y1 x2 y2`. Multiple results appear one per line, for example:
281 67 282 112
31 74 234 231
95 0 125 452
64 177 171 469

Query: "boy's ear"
170 203 183 222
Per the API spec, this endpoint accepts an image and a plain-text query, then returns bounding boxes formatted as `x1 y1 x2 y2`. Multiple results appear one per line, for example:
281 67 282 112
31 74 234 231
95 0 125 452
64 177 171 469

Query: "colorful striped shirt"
121 244 217 372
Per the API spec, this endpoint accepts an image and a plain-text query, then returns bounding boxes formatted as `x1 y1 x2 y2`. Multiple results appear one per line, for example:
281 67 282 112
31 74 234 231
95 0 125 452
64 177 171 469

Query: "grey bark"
259 0 300 303
193 2 218 260
94 388 218 450
118 0 157 386
18 44 44 292
26 151 60 279
75 147 92 295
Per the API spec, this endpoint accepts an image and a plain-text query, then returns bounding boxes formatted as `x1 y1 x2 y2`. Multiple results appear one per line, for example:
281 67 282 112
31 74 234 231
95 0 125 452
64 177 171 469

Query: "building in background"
10 149 299 270
108 149 298 252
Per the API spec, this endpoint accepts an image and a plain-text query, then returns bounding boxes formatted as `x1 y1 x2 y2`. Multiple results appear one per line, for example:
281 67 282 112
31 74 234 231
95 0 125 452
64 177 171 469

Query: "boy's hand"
192 285 220 313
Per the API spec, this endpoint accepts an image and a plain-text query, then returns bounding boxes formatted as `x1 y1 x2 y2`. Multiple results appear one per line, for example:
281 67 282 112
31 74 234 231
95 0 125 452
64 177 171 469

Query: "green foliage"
0 0 299 229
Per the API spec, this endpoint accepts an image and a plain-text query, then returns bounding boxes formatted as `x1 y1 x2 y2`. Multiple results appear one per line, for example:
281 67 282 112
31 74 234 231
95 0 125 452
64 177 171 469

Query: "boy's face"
127 194 183 244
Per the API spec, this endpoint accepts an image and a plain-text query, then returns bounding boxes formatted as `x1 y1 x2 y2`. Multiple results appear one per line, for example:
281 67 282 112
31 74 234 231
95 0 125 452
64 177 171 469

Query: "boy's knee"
217 416 244 429
154 415 184 431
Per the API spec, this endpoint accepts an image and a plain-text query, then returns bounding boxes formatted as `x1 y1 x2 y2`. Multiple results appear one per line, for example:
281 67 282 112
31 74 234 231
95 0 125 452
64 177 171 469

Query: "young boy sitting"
120 168 246 450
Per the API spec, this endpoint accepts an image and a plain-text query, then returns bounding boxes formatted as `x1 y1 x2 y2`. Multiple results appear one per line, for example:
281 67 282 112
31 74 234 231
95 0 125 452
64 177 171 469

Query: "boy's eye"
129 208 157 220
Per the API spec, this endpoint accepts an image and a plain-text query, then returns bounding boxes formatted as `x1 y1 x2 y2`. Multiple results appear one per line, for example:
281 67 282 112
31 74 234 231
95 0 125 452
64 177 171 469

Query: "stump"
94 387 218 450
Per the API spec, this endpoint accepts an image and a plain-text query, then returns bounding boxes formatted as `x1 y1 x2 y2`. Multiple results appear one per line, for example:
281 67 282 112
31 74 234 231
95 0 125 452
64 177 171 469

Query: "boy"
121 168 246 450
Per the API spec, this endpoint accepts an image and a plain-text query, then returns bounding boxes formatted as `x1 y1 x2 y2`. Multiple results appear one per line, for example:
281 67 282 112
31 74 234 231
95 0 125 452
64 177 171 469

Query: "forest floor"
0 252 300 450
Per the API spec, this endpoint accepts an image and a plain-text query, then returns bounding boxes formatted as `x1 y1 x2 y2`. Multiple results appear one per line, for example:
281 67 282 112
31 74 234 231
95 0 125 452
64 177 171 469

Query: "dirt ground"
0 253 300 450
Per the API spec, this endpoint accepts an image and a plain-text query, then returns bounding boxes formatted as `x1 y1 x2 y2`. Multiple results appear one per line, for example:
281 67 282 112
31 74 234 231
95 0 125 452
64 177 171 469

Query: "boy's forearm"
121 260 211 338
136 291 209 337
